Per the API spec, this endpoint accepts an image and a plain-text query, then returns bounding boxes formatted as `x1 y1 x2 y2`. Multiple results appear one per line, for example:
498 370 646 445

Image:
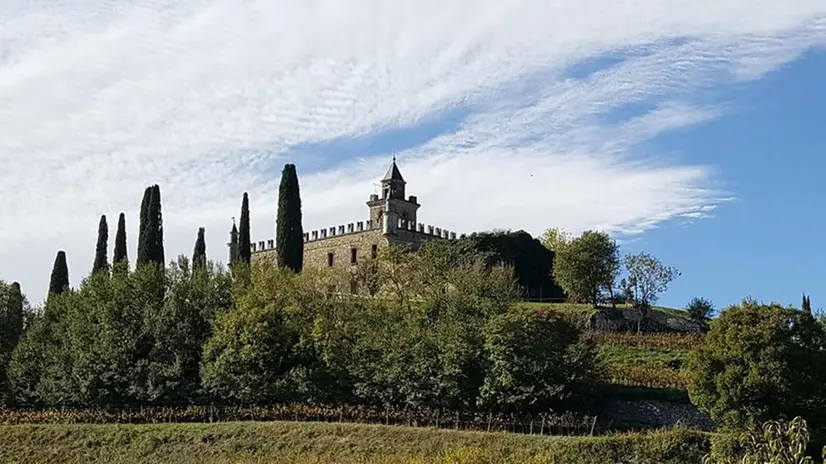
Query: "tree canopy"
552 230 619 307
688 299 826 428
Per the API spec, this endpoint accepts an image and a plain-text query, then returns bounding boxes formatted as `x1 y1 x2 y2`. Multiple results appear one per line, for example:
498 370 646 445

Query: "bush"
685 297 714 325
687 299 826 428
704 416 822 463
479 307 597 413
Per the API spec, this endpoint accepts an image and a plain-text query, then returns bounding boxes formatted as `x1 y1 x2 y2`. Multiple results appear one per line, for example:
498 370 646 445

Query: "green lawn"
0 420 711 464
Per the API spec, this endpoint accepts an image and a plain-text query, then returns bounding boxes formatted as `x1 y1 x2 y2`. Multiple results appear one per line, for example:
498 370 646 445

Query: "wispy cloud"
1 0 824 304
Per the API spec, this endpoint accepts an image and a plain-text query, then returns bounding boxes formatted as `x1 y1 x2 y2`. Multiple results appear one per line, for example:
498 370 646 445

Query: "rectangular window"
350 247 358 264
327 252 334 267
371 244 378 259
350 280 358 295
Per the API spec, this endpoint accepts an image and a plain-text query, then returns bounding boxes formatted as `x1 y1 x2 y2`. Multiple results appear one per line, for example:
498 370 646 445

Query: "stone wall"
586 307 706 333
304 229 386 269
249 224 455 271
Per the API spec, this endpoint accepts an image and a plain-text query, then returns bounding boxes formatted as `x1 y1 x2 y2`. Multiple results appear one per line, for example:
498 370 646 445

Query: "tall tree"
803 294 812 313
276 164 304 272
192 227 207 270
92 214 109 274
113 212 128 267
149 185 165 266
137 187 153 266
138 184 165 267
552 230 619 307
48 250 70 296
238 193 251 264
0 281 26 400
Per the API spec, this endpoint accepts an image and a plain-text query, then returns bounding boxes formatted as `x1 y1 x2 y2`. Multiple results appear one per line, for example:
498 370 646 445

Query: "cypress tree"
113 212 128 266
276 164 304 272
6 282 24 349
92 214 109 274
803 294 812 313
48 250 70 295
137 186 153 266
149 184 165 266
238 193 251 264
193 227 207 270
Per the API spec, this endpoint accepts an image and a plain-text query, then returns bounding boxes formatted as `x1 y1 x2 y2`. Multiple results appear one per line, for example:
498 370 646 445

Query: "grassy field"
0 420 711 464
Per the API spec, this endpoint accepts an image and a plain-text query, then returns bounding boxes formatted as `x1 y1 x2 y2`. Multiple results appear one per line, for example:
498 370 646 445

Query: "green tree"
8 264 166 407
0 281 27 403
92 214 109 274
688 299 826 428
802 294 812 313
552 230 619 307
238 193 251 264
622 252 679 309
48 250 70 296
539 227 572 252
149 185 165 266
686 297 714 325
200 264 299 404
478 307 596 413
113 212 128 270
137 185 164 267
145 256 232 404
137 186 152 266
276 164 304 273
621 252 679 331
422 230 564 301
192 227 206 270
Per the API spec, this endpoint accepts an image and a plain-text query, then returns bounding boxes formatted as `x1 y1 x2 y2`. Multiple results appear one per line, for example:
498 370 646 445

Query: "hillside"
0 421 711 464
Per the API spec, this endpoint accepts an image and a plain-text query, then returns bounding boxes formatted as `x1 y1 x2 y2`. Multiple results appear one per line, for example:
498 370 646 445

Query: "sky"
1 1 825 310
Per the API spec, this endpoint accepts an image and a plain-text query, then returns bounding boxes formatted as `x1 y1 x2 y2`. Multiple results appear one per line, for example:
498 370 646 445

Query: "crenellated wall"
248 216 459 271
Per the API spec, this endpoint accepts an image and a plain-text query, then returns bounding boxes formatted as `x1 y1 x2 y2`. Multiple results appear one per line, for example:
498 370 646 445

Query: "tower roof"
382 157 405 183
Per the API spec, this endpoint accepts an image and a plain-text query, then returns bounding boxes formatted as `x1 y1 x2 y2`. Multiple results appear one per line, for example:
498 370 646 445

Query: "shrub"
687 299 826 428
704 416 822 463
686 297 714 325
479 307 597 413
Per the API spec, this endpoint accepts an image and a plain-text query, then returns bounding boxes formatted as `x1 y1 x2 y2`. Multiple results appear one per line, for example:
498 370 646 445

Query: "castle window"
371 244 378 259
350 247 357 264
327 252 334 267
350 280 358 294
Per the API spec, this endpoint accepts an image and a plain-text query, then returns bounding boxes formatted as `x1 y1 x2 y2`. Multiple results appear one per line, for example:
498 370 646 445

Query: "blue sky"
626 49 826 311
0 1 825 307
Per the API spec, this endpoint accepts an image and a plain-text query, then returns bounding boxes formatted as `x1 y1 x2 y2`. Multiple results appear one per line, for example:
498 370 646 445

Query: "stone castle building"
227 158 458 270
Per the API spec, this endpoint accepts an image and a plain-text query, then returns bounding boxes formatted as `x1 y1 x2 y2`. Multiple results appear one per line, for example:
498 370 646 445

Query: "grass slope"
0 420 710 464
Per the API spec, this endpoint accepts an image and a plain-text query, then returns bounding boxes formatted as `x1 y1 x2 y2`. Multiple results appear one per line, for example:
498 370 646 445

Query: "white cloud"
0 0 824 304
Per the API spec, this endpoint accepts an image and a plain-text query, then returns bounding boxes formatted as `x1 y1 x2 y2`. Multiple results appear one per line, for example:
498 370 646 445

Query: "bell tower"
367 157 420 233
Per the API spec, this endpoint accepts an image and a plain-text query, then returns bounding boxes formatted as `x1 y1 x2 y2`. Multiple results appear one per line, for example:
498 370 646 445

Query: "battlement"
249 217 458 253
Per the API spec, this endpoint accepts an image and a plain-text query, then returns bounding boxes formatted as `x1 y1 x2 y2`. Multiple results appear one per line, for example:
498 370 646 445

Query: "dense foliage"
688 299 826 429
0 281 28 404
686 296 714 325
276 163 304 273
552 230 620 307
2 247 595 416
424 230 565 301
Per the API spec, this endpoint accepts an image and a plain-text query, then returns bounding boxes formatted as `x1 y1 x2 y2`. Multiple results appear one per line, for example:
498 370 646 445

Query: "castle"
227 158 458 270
